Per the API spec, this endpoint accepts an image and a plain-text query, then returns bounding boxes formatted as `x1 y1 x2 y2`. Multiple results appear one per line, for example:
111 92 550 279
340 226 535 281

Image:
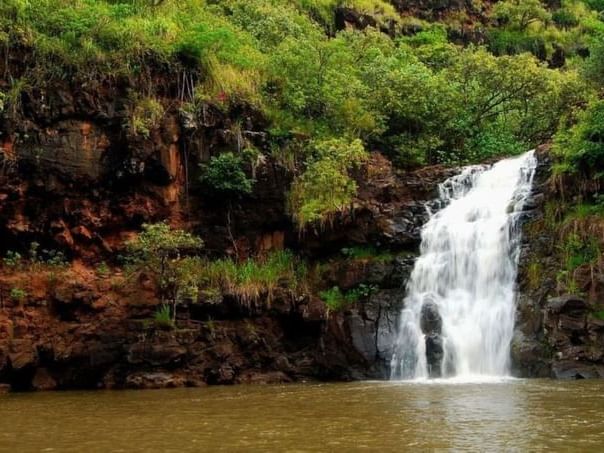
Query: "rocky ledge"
0 254 418 391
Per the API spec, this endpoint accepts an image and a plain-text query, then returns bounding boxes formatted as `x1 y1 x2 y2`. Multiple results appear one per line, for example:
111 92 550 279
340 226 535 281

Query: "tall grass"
189 250 306 306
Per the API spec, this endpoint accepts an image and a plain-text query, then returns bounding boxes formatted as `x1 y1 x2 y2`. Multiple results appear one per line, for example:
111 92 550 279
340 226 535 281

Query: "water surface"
1 380 603 452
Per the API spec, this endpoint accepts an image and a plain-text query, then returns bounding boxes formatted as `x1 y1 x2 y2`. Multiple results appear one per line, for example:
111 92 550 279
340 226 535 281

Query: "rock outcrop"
513 146 604 379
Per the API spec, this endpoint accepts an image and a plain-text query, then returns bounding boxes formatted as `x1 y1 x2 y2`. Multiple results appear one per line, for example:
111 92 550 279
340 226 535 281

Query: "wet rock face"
425 334 444 378
420 301 442 335
420 301 444 377
513 146 604 379
545 296 604 379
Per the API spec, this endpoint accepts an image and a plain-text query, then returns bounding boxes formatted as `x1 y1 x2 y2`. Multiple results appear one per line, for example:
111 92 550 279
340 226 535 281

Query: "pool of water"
1 379 603 452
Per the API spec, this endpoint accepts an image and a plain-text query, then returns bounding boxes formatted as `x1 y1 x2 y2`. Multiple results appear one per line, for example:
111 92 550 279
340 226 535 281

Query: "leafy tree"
126 223 203 322
493 0 552 31
290 138 368 226
553 99 604 177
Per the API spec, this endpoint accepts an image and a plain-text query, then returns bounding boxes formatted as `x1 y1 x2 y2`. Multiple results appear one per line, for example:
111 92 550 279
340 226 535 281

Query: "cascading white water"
391 151 537 380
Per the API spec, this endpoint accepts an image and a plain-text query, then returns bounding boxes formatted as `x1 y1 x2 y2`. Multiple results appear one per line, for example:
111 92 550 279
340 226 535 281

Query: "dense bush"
553 100 604 177
199 152 254 198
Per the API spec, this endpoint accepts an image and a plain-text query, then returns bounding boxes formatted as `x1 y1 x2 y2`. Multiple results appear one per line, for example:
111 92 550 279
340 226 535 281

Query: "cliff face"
513 147 604 379
0 69 457 390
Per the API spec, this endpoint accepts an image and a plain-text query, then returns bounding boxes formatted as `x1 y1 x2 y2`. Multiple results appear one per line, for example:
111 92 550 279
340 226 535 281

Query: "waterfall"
390 151 537 380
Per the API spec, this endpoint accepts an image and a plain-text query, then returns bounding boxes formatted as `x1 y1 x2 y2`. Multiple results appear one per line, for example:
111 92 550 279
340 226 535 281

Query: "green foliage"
594 310 604 320
126 96 164 138
320 283 376 311
492 0 552 31
153 304 174 329
10 287 27 303
320 286 347 311
2 244 67 270
96 261 110 277
199 152 254 198
126 223 203 320
346 283 378 300
3 251 22 268
126 223 203 263
553 99 604 177
527 261 543 290
199 250 306 305
289 138 368 226
340 246 394 262
1 0 594 179
552 7 580 29
556 231 601 293
487 29 547 57
564 199 604 219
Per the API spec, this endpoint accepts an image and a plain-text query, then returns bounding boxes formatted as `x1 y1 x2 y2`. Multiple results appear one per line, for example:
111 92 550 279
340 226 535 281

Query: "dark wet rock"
236 370 292 385
419 301 444 378
515 147 604 378
552 362 604 380
425 334 444 378
343 288 405 377
31 368 57 391
127 340 187 366
126 372 186 389
510 331 551 378
420 301 442 335
546 295 588 315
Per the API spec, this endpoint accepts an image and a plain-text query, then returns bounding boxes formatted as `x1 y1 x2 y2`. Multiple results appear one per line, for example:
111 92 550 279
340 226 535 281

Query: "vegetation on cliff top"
2 0 604 227
0 1 601 275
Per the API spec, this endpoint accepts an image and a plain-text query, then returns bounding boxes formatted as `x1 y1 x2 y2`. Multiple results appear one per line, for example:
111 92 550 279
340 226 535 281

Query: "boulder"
552 361 604 380
125 372 185 389
420 300 442 335
425 334 444 378
547 295 588 315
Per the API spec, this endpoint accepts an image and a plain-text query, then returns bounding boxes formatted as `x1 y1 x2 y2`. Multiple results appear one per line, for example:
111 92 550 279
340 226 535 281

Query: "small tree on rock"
126 223 203 323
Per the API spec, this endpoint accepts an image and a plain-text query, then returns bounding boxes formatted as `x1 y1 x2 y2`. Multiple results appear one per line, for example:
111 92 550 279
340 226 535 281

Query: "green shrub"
10 287 27 303
200 250 305 304
340 246 393 262
552 8 580 29
126 223 203 320
289 138 368 226
199 152 254 198
3 251 22 268
96 261 110 277
153 304 174 329
553 99 604 177
319 283 375 311
527 261 543 291
320 286 346 311
126 96 164 138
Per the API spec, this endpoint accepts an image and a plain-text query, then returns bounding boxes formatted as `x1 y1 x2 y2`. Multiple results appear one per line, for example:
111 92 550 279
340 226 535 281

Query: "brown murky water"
1 379 603 452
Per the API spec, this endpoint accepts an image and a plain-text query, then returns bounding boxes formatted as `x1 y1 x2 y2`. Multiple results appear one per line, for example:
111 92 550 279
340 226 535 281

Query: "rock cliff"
513 147 604 379
0 66 456 390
